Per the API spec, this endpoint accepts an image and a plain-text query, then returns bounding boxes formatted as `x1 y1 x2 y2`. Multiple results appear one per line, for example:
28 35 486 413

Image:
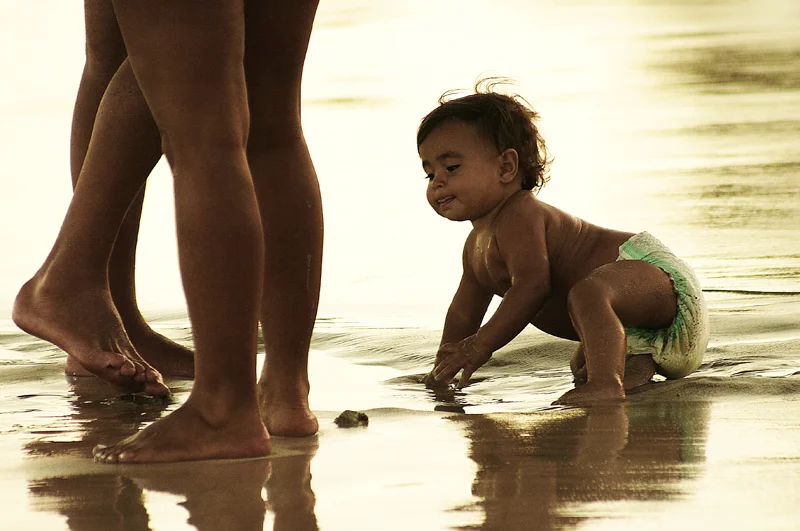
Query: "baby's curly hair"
417 78 552 192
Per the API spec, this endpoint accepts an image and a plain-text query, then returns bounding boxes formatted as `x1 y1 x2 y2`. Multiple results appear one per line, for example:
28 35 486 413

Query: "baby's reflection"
457 399 711 530
24 378 320 530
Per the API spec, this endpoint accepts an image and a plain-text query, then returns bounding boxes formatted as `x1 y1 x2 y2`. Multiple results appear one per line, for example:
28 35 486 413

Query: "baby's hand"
432 335 491 389
423 343 459 388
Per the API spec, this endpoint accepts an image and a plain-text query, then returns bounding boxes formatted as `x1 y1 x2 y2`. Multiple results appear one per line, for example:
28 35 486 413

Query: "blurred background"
1 0 798 328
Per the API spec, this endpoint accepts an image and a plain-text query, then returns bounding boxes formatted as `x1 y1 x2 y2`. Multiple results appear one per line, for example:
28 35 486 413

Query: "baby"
418 81 709 404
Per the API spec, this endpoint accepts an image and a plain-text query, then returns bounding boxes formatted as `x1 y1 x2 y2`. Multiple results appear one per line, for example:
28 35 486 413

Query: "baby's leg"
555 260 676 405
571 345 656 390
570 344 587 384
67 0 194 378
624 355 657 390
244 0 322 438
94 0 269 463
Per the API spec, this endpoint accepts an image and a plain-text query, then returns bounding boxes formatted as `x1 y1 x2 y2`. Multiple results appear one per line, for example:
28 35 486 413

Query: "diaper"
617 232 709 379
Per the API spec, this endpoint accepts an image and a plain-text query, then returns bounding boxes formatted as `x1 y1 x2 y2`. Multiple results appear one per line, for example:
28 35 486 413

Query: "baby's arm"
433 205 551 387
425 244 493 386
475 205 551 351
441 245 494 345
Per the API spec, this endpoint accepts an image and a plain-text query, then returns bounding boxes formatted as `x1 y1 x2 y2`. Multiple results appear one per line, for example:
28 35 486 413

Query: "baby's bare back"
539 199 634 338
478 194 635 339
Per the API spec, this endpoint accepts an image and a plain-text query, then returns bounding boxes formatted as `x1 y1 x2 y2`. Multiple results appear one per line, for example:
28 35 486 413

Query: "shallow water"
1 0 799 529
1 301 800 529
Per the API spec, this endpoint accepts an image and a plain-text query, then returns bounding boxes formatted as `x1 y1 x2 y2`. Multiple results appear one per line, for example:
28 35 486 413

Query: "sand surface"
1 310 799 530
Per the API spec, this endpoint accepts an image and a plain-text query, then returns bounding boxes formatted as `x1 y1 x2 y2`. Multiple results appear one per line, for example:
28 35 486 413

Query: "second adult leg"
71 0 195 378
558 260 676 404
245 0 322 437
13 57 169 396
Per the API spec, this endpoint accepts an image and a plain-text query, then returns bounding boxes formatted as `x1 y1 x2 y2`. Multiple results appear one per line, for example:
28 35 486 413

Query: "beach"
1 292 799 529
0 296 800 531
1 0 799 528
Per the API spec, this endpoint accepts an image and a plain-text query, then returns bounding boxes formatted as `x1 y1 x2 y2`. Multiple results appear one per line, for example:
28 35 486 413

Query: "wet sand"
2 312 799 530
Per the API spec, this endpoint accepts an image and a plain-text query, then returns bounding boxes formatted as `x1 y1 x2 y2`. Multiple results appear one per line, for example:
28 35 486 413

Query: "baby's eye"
424 173 434 181
446 164 460 172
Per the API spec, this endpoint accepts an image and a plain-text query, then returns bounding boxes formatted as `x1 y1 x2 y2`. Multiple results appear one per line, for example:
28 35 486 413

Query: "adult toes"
117 357 138 377
144 379 171 398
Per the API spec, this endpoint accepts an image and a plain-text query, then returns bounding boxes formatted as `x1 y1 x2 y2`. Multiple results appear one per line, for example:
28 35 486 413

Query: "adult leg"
556 261 677 405
70 0 126 185
13 56 168 396
94 0 269 463
245 0 322 437
67 0 194 378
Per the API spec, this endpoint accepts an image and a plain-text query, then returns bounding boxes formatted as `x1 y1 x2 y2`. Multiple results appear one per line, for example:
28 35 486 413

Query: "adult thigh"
244 0 319 137
83 0 127 75
111 0 249 166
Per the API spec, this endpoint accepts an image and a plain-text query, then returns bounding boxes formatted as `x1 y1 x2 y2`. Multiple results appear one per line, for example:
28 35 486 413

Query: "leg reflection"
27 474 150 531
22 377 173 529
266 449 319 531
123 459 271 531
460 400 712 530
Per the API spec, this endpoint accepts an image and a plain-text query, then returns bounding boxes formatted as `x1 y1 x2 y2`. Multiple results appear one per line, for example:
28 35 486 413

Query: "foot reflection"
458 400 712 530
123 459 272 530
23 377 319 530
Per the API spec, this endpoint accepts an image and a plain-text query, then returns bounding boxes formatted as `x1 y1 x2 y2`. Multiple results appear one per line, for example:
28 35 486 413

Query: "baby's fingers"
456 366 476 389
433 356 466 383
423 371 450 388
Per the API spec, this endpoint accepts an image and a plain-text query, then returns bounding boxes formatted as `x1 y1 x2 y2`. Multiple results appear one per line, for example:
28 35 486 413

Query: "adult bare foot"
258 385 318 437
623 354 657 390
553 380 625 406
92 399 271 463
126 325 194 378
66 324 195 379
13 278 169 396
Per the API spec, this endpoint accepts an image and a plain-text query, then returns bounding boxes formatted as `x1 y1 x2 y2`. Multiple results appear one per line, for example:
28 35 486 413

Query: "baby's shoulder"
495 192 556 229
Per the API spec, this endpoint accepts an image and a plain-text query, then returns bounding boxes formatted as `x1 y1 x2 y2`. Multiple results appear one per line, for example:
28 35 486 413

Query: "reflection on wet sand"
22 378 319 531
28 474 150 530
456 400 711 530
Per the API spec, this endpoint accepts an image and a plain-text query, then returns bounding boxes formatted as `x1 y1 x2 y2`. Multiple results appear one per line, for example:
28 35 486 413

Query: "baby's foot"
554 380 625 406
93 400 271 463
623 355 657 390
13 279 168 396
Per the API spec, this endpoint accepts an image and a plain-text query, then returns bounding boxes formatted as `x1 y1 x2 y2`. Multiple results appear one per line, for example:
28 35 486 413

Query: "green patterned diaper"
618 232 709 379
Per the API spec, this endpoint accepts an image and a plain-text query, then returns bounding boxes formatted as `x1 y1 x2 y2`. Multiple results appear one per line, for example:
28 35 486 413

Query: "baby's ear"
498 148 519 183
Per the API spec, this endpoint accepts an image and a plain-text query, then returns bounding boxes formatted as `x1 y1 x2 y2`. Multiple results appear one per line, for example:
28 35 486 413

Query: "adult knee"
248 108 304 153
160 118 249 175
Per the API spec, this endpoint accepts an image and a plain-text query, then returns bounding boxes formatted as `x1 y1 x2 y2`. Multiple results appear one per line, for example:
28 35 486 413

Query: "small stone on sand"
334 410 369 428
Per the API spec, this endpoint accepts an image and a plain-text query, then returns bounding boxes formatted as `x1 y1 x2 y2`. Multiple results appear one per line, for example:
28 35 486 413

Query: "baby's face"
419 119 507 223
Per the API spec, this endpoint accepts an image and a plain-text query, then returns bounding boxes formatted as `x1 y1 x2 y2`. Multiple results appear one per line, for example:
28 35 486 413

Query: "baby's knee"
566 276 613 315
